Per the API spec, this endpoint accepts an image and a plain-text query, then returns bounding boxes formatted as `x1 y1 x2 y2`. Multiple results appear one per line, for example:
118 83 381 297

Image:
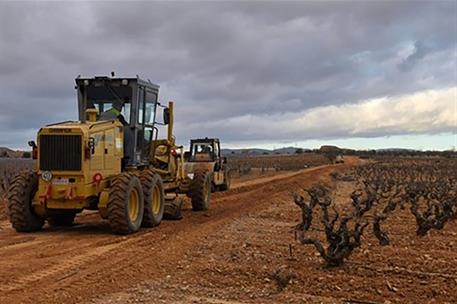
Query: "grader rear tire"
107 173 144 235
139 170 165 227
190 169 211 211
7 171 44 232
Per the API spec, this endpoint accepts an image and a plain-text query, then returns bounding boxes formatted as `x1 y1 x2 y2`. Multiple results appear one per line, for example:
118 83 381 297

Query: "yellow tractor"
183 138 231 211
7 75 206 234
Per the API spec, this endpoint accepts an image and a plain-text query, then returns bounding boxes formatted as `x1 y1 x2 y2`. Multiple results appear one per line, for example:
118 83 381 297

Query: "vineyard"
294 158 457 267
228 153 330 177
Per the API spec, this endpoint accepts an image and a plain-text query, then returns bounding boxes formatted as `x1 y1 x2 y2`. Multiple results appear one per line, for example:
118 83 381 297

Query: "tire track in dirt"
0 161 353 304
0 237 44 251
0 242 121 292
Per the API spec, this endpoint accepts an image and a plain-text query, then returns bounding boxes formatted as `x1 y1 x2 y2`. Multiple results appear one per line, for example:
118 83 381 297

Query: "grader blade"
163 198 183 220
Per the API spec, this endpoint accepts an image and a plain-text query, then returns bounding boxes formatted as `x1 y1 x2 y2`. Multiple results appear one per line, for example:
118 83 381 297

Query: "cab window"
95 102 131 124
191 143 214 161
145 91 157 125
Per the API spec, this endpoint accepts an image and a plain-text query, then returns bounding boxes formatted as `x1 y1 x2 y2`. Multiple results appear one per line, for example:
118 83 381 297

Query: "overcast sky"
0 1 455 150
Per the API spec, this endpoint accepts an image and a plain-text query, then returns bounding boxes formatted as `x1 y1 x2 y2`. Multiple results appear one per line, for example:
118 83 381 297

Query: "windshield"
94 102 131 124
191 142 214 161
85 83 133 123
86 83 132 103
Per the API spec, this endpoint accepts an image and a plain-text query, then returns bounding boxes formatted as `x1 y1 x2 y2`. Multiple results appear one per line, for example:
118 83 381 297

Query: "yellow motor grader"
7 75 211 234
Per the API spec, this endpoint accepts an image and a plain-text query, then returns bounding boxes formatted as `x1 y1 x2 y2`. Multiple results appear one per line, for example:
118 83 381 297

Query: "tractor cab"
75 76 171 168
187 138 221 162
186 138 228 172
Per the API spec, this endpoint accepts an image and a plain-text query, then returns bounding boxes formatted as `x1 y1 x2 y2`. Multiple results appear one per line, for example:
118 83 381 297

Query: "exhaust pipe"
167 101 174 143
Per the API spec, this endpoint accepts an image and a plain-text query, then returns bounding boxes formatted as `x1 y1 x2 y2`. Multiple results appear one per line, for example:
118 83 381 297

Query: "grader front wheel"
107 173 144 235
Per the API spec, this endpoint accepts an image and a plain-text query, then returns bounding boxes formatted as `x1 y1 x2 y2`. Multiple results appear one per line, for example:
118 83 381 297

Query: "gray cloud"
0 1 455 148
398 41 429 72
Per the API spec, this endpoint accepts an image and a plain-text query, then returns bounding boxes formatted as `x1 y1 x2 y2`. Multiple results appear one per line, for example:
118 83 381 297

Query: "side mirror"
28 141 38 160
163 107 170 125
28 141 37 149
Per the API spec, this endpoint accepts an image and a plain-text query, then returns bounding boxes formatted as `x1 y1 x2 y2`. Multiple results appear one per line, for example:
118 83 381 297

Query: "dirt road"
0 162 342 304
0 158 455 304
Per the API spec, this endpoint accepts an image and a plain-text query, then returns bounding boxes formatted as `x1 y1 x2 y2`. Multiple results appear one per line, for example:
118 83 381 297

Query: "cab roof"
190 138 220 144
75 75 160 90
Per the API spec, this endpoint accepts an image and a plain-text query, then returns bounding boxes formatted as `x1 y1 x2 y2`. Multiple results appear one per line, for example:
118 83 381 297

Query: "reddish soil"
0 157 455 304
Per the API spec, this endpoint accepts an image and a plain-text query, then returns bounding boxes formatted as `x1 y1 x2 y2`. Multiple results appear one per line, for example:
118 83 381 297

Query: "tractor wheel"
107 173 144 235
219 170 231 191
211 182 217 193
47 212 76 227
139 170 164 227
7 171 44 232
190 169 211 211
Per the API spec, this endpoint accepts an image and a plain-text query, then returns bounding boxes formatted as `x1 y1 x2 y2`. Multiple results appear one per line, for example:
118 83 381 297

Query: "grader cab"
7 75 205 234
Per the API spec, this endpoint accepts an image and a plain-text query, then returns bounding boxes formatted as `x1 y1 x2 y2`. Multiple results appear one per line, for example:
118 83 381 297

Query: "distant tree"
319 145 341 154
295 148 304 154
323 152 338 163
1 151 9 158
319 146 341 163
22 151 31 158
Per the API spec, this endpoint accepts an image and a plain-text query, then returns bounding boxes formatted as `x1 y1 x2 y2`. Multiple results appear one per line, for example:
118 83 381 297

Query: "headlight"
42 171 53 182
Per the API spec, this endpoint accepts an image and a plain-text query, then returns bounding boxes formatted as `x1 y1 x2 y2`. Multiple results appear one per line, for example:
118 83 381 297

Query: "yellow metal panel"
115 127 123 156
90 131 105 171
98 190 110 208
34 119 124 212
104 129 115 170
214 172 224 185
